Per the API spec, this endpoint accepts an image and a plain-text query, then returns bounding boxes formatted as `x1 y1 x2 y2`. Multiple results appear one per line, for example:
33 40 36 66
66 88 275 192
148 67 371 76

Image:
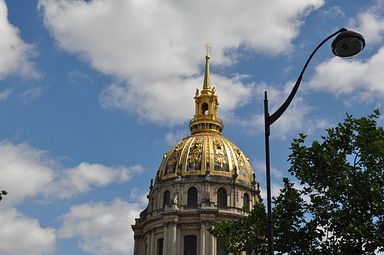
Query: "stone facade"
133 175 260 255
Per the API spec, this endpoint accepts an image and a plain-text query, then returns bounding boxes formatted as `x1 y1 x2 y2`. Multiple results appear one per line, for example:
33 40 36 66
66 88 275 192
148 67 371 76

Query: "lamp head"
332 29 365 57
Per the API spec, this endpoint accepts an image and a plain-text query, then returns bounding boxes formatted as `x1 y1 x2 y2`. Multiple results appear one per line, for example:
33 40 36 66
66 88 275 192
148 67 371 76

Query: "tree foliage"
273 178 319 255
210 111 384 254
286 110 384 254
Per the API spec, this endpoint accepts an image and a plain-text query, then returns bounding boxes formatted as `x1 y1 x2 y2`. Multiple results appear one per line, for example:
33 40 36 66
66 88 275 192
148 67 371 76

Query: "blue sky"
0 0 383 254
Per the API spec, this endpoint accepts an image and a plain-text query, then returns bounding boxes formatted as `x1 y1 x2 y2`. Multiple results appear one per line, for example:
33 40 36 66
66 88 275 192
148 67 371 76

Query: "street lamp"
264 28 365 255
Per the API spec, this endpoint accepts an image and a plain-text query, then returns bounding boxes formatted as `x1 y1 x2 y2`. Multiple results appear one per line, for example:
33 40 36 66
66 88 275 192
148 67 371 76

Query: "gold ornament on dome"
187 138 202 171
165 142 183 174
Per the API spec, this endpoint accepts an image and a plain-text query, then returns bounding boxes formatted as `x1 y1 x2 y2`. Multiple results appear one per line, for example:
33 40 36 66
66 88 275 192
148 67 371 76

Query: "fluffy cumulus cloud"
0 140 143 255
0 0 37 79
0 208 55 255
0 141 54 205
309 48 384 104
308 0 384 103
100 74 254 125
0 141 143 204
350 0 384 45
58 199 143 255
50 163 143 199
38 0 324 125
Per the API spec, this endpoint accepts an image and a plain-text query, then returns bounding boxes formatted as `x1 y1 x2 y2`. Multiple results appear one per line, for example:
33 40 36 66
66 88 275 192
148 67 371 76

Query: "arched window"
202 102 208 115
187 187 198 206
217 188 227 207
163 190 171 208
184 235 197 255
243 193 250 210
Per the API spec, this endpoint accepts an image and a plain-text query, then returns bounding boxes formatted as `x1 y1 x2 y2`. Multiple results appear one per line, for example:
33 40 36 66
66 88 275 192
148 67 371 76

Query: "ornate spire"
203 42 211 90
189 49 223 135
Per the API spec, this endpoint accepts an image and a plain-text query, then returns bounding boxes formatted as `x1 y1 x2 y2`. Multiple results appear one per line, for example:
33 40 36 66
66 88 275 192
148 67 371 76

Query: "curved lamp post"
264 28 365 255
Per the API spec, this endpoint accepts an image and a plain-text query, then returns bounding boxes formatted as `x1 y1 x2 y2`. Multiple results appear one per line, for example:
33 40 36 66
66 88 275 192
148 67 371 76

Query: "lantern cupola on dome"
156 48 255 185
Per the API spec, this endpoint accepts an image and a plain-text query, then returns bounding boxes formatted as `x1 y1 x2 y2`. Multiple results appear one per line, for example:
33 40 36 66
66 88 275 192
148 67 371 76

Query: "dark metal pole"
262 28 354 255
264 91 274 255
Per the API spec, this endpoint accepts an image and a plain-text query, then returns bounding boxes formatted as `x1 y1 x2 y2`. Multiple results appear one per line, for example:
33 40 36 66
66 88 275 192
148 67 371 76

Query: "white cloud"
349 0 384 45
39 0 324 125
0 208 55 255
309 48 384 104
0 141 144 254
50 163 144 199
100 74 254 126
308 1 384 103
58 199 143 255
0 141 143 204
0 141 54 205
0 0 37 79
129 188 148 206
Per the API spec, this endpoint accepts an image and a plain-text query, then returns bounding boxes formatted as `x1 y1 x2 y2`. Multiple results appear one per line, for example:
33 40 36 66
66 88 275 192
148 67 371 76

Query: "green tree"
210 111 384 254
287 110 384 254
208 203 268 254
273 178 317 255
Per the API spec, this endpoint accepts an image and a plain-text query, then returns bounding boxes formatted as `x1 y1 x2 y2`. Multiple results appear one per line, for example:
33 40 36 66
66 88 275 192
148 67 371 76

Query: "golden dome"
156 49 255 185
157 133 255 184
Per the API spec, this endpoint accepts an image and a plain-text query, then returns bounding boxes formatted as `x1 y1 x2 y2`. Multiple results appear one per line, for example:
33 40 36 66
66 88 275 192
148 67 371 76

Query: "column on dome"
163 223 168 255
200 223 206 255
170 222 178 255
209 233 215 255
133 235 138 255
200 214 216 255
150 231 155 255
176 225 181 254
205 222 214 255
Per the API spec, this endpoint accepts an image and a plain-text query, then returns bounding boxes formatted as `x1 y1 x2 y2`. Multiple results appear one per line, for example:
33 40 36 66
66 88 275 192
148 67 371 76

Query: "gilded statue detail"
187 138 203 170
213 139 228 171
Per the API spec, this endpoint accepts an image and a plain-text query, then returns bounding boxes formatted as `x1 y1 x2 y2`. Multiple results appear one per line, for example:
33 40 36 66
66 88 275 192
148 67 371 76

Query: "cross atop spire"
203 42 211 90
205 42 211 58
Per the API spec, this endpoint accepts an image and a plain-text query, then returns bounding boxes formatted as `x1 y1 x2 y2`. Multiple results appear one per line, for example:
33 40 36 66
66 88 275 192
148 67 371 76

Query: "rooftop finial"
205 42 211 58
203 42 211 90
189 44 223 134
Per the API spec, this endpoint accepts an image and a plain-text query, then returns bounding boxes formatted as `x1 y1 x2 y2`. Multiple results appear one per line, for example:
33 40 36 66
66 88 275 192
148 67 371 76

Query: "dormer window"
163 190 171 208
217 188 227 207
187 187 198 206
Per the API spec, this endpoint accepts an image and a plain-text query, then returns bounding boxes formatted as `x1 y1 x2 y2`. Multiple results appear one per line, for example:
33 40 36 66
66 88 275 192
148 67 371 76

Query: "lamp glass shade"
332 30 365 57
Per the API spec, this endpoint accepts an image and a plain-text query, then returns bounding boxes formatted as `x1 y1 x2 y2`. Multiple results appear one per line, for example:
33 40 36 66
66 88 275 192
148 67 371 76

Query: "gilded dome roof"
157 133 255 184
156 50 255 185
